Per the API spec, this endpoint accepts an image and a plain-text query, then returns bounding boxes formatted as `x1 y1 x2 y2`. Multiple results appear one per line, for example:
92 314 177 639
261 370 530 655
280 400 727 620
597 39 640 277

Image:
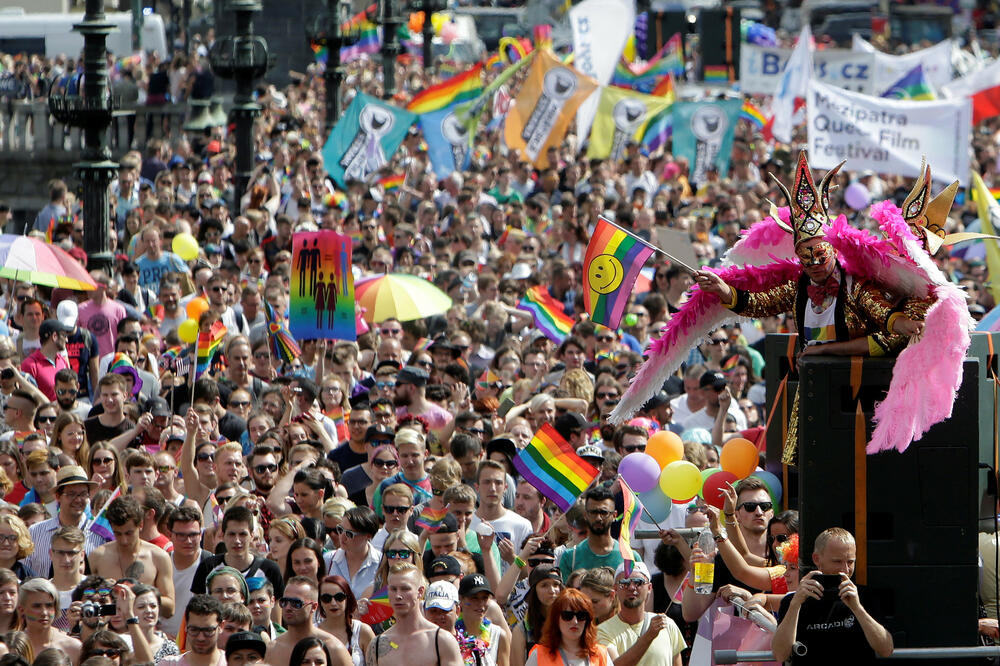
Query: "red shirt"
21 349 70 401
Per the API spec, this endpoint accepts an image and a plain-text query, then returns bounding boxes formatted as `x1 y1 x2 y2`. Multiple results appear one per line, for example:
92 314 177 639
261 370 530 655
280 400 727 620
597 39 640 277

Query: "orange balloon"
186 297 209 320
720 437 758 479
646 430 684 469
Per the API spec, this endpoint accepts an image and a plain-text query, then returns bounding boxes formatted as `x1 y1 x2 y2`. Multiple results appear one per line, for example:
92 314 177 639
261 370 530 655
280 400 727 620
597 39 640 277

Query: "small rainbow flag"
86 487 122 541
360 586 394 625
195 321 227 378
513 424 599 512
517 285 574 344
477 368 501 391
703 64 729 83
413 337 433 352
740 101 767 130
611 33 684 94
323 190 349 211
311 42 328 65
378 174 405 192
881 63 935 101
264 301 300 364
619 481 642 577
583 217 656 330
406 63 484 114
415 505 449 532
990 187 1000 203
340 20 380 62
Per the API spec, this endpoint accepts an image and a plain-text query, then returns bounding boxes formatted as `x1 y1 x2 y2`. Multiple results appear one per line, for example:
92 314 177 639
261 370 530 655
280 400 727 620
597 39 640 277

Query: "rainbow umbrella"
354 273 452 323
359 586 394 625
0 234 97 290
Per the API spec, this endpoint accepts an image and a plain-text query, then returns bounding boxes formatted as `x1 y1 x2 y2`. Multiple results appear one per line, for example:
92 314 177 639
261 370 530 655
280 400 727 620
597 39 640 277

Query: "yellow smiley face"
588 254 624 294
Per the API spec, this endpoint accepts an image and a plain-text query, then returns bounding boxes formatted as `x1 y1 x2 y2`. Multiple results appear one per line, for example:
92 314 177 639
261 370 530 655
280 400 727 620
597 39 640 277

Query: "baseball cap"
458 573 492 597
39 319 73 340
528 563 562 588
485 437 516 461
429 555 462 579
56 300 78 329
364 424 395 443
424 581 459 611
145 397 171 419
614 560 650 581
225 631 266 659
699 371 728 391
397 366 429 387
576 444 604 465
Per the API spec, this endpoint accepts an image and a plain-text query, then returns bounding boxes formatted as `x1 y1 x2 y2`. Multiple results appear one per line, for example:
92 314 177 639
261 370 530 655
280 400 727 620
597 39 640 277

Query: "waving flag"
407 64 483 114
454 54 535 149
740 101 767 129
610 33 683 94
340 21 380 62
195 321 227 378
587 86 673 161
973 172 1000 305
420 102 474 179
513 424 599 511
322 93 417 188
772 25 813 143
882 64 936 101
517 285 574 343
86 487 122 541
583 217 656 329
264 301 301 364
360 586 393 624
415 505 449 533
619 482 642 576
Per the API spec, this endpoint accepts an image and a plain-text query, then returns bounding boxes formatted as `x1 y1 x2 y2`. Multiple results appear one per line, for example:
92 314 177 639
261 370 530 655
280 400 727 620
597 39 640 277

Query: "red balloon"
701 470 739 509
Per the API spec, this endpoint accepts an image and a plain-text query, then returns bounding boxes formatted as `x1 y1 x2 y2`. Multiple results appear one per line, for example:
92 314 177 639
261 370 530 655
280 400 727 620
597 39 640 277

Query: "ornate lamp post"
49 0 121 277
379 0 403 98
307 0 351 134
208 0 269 219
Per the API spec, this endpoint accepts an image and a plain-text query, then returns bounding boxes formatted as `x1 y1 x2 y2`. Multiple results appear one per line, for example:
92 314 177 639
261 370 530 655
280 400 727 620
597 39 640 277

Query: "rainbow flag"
311 42 328 65
619 482 642 577
517 285 574 343
195 321 227 378
513 424 599 512
407 63 484 114
86 487 122 541
650 72 675 99
415 505 449 532
990 187 1000 203
740 101 767 129
360 586 393 625
340 20 380 62
264 301 300 364
378 174 405 192
640 104 673 154
583 217 656 329
703 65 729 83
881 64 936 101
477 368 501 390
610 33 684 94
323 191 349 211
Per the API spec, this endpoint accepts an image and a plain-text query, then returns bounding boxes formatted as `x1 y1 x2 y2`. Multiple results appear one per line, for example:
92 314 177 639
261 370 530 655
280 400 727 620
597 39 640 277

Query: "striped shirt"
24 513 110 577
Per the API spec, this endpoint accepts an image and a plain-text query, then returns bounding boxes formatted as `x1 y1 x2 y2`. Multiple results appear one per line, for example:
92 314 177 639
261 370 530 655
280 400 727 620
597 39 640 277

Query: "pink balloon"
619 453 661 493
440 22 459 44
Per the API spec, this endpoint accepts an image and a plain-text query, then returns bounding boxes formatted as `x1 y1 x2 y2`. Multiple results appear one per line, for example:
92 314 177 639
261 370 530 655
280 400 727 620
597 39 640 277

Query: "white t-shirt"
681 403 747 432
469 510 533 573
162 553 202 638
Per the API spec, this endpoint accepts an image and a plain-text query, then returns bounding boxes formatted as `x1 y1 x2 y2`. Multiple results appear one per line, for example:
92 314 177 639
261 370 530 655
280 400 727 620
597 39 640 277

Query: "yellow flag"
972 171 1000 304
504 50 598 168
586 86 673 161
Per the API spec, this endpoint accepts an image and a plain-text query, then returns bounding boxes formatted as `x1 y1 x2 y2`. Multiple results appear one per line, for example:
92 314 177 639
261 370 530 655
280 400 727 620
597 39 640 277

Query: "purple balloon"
844 182 871 211
619 452 661 493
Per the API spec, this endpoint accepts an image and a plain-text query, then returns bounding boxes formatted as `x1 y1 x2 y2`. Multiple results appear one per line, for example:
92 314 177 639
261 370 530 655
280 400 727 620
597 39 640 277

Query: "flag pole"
599 215 699 274
189 331 199 407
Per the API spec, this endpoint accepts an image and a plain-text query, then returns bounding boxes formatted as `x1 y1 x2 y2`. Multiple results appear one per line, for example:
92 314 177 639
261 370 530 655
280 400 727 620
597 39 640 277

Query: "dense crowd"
0 14 999 666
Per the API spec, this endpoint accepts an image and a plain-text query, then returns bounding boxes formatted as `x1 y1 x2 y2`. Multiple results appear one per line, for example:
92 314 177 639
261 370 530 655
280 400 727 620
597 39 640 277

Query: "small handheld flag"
513 424 599 512
618 481 642 577
86 487 122 541
360 586 394 625
415 505 449 533
195 321 227 378
264 301 301 364
517 285 574 344
583 217 657 329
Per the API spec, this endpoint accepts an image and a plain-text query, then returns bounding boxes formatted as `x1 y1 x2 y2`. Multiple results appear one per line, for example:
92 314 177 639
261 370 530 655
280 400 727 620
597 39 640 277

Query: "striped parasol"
0 234 97 290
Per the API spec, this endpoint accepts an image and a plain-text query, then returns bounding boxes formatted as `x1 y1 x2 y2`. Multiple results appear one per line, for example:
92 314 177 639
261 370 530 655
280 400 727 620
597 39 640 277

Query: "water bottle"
693 529 717 595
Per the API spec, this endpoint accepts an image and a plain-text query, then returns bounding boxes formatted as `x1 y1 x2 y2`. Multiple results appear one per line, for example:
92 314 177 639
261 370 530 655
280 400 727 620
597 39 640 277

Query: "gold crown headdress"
771 151 845 246
900 158 960 255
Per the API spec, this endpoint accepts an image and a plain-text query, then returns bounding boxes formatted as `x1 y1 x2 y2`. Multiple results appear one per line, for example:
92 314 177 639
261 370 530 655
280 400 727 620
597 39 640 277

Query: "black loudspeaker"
643 11 687 62
762 334 800 509
795 348 991 652
697 7 740 83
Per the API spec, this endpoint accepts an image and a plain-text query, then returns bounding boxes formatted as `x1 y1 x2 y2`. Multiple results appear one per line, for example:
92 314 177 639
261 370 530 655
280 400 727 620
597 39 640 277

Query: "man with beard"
53 369 91 418
264 576 353 666
247 446 278 532
558 487 637 582
394 366 452 434
597 562 685 666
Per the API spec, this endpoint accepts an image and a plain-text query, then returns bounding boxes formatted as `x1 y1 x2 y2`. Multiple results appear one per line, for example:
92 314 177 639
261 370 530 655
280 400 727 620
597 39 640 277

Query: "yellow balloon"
658 460 702 501
430 11 447 35
172 232 199 262
178 319 199 344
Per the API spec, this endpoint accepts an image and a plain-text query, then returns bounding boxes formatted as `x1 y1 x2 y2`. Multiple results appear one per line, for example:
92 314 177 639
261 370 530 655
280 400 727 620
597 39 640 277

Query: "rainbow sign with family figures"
289 231 356 342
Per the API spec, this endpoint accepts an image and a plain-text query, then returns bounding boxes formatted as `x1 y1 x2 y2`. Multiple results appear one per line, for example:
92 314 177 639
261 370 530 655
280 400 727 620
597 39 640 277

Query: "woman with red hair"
526 588 610 666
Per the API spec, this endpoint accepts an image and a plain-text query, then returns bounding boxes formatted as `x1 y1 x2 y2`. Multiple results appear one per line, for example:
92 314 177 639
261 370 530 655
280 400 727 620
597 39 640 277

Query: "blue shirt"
136 252 189 292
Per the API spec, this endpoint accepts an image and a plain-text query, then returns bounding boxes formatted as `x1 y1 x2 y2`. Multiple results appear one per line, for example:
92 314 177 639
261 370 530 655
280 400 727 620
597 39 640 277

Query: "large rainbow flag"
517 285 574 343
407 64 484 114
583 217 656 329
610 33 684 94
195 321 227 378
514 424 599 512
340 21 380 62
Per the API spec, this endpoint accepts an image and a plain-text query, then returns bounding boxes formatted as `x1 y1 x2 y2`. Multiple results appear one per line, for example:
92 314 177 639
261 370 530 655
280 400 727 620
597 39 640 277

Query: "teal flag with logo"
671 99 742 185
322 93 417 188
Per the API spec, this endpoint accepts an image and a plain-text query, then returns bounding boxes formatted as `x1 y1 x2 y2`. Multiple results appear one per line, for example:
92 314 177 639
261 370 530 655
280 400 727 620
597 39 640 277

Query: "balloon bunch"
619 434 782 524
177 297 209 344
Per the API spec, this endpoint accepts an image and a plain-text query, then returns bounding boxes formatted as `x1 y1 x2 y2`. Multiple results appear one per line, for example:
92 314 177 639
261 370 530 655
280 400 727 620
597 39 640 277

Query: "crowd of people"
0 12 999 666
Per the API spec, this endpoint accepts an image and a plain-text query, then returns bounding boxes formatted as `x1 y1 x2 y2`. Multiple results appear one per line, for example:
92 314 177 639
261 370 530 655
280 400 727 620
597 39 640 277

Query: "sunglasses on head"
320 592 347 603
560 610 589 622
739 501 773 513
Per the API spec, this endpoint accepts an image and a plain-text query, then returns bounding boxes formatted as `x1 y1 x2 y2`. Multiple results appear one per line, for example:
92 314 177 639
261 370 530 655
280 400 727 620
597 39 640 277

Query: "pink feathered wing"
723 209 796 268
610 260 802 424
867 284 972 453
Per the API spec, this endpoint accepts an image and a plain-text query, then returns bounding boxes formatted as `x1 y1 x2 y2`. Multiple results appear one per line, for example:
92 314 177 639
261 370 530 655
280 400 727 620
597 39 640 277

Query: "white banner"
570 0 634 142
807 80 971 185
853 37 954 94
740 44 874 95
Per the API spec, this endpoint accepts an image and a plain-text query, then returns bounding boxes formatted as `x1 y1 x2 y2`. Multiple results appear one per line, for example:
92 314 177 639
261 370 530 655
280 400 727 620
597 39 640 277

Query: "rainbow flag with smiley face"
583 217 656 329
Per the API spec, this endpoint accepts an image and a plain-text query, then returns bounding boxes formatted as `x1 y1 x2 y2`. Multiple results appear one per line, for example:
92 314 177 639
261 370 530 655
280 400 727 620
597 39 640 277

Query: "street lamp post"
208 0 270 220
49 0 121 277
307 0 351 134
379 0 403 98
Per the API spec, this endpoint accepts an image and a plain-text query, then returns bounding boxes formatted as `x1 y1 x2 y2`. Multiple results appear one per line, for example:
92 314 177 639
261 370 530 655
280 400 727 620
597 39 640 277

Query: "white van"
0 9 168 59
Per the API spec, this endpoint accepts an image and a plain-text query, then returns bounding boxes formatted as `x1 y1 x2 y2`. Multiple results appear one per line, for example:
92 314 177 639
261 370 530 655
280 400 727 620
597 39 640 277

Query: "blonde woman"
0 514 34 579
359 528 420 602
321 498 356 552
50 413 90 468
559 368 594 404
578 567 619 624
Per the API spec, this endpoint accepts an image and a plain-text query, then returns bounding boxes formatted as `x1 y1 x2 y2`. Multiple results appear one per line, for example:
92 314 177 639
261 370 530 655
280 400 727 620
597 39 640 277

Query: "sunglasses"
216 495 234 504
385 549 412 560
196 452 215 462
375 381 396 390
380 328 402 336
596 392 618 400
739 501 773 513
278 597 306 609
157 465 176 473
708 339 727 346
37 415 57 424
84 588 113 598
527 558 554 568
254 464 278 474
772 533 789 544
90 649 121 658
560 610 589 622
623 445 646 453
431 487 445 496
369 439 393 447
371 458 397 469
93 457 115 465
596 336 615 343
230 400 251 408
333 526 359 538
383 505 410 515
56 388 77 396
320 592 347 603
617 578 647 588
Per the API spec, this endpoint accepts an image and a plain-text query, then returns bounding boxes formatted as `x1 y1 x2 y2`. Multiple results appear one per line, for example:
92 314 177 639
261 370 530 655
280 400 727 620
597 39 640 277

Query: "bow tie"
806 276 839 307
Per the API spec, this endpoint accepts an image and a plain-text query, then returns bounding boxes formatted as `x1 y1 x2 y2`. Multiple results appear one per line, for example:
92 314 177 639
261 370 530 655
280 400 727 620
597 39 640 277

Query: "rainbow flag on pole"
407 63 484 114
86 487 122 541
583 217 656 329
340 20 380 62
378 174 405 192
619 481 642 576
517 285 574 343
610 33 684 94
513 424 599 511
195 321 227 378
740 100 767 129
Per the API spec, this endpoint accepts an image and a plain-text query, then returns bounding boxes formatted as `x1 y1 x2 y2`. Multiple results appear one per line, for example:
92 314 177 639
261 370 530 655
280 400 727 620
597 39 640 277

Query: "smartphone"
98 604 117 617
815 574 843 595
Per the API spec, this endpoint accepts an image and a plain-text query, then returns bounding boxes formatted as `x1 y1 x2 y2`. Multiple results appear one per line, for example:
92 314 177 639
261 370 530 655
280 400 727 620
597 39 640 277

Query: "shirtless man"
264 576 353 666
88 496 176 617
367 563 463 666
19 578 81 664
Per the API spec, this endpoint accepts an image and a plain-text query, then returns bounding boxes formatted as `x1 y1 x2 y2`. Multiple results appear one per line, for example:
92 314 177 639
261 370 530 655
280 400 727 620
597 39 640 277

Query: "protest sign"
673 99 742 183
289 231 356 342
806 80 971 185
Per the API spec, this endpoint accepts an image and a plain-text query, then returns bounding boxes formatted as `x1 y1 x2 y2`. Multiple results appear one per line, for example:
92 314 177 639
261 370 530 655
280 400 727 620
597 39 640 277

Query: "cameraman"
772 528 893 664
